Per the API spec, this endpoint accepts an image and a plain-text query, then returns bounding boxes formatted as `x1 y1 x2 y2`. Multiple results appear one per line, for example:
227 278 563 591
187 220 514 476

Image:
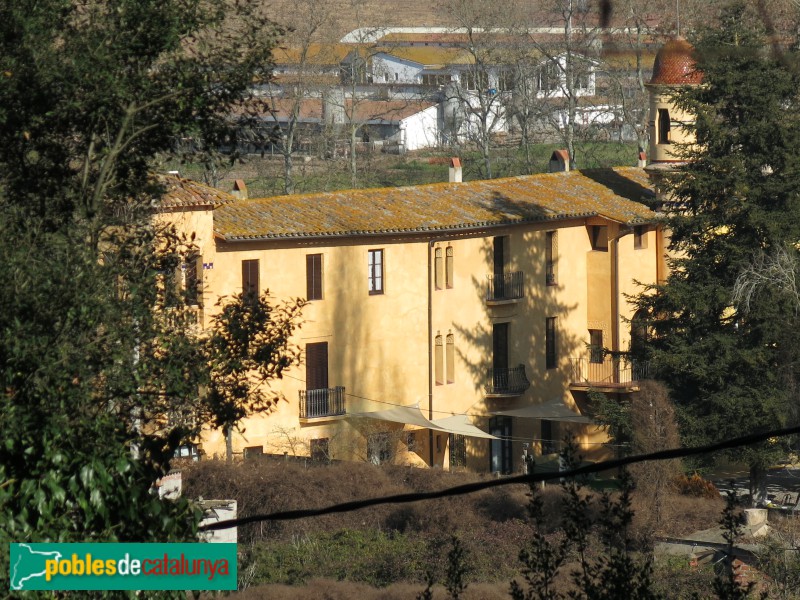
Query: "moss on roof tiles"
214 167 655 241
158 174 235 208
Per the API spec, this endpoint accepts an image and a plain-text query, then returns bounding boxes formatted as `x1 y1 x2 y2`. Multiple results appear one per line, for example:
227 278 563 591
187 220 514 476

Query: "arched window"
434 248 443 290
446 246 454 288
446 332 455 383
435 334 444 385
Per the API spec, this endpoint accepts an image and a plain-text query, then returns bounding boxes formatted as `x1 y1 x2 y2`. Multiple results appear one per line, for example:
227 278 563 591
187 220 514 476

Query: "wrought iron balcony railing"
568 357 649 388
486 271 524 302
485 364 530 396
299 386 346 419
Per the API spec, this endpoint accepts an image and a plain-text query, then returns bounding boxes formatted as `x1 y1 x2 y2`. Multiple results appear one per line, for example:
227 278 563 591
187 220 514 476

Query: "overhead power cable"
199 423 800 532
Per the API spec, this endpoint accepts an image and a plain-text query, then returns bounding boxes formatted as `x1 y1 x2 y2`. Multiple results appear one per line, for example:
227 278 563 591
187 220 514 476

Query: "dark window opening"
657 108 671 144
590 226 608 251
242 259 260 301
541 420 557 454
306 254 323 300
546 231 556 285
368 249 384 295
406 432 417 453
310 438 330 462
306 342 329 391
633 225 647 250
546 317 557 370
589 329 604 364
449 433 467 468
490 416 512 474
184 255 200 306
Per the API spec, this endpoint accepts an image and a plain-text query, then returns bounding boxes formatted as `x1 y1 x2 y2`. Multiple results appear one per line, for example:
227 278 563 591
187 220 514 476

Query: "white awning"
493 399 592 423
350 403 497 439
431 414 498 439
349 403 435 428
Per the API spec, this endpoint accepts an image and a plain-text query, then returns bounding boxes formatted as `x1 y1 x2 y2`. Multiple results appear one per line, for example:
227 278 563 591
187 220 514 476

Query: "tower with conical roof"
644 36 703 198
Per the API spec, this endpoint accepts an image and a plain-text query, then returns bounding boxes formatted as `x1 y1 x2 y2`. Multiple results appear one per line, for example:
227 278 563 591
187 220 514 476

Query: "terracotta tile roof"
649 37 703 85
157 175 235 209
214 167 656 241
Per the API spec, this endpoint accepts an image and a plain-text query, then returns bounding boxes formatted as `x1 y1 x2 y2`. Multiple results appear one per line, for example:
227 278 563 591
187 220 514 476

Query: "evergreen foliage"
0 0 283 591
635 1 800 500
204 291 305 461
512 442 660 600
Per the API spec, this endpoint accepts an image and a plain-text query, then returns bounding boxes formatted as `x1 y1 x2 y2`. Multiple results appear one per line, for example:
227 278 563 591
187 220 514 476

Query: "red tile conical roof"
649 37 703 85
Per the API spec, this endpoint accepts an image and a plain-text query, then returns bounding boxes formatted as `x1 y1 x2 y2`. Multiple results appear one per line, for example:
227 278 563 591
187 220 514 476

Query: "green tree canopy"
0 0 283 588
636 1 800 502
204 291 305 461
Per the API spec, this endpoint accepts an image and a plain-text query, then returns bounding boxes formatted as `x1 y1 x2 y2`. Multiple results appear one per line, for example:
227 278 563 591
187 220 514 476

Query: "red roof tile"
649 37 703 85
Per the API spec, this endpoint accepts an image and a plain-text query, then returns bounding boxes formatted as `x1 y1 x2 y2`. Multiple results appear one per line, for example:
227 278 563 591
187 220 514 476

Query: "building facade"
159 163 664 473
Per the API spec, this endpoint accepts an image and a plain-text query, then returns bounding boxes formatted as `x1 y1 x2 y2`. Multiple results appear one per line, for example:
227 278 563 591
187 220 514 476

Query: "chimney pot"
549 150 570 173
449 157 462 183
232 179 248 200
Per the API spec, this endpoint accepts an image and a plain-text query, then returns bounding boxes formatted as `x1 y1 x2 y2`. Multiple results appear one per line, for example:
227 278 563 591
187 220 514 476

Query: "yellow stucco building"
159 164 665 473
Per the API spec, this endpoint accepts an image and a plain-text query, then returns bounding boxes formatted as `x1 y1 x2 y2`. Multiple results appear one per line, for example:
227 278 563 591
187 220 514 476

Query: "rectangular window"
435 335 444 386
657 108 671 144
184 255 200 306
545 231 557 285
310 438 329 462
445 246 454 288
590 225 608 251
243 445 263 460
406 432 417 453
541 420 557 454
306 342 329 390
489 416 512 474
306 254 323 300
633 225 647 250
589 329 604 364
546 317 557 370
242 259 260 299
434 248 443 290
368 249 384 295
492 236 507 299
449 433 467 468
368 432 391 465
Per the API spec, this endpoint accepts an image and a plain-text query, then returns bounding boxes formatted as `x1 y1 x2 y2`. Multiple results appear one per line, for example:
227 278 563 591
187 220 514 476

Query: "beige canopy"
493 399 592 423
350 403 498 439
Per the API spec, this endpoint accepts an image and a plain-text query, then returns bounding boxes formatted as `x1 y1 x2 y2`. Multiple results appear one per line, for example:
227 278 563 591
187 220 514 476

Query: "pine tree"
637 1 800 504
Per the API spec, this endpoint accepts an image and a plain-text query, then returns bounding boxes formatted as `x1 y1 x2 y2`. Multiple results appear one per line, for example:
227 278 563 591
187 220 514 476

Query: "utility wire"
199 423 800 531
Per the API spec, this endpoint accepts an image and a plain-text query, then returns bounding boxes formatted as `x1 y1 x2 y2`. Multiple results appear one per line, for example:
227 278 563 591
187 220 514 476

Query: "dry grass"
232 579 511 600
184 458 727 594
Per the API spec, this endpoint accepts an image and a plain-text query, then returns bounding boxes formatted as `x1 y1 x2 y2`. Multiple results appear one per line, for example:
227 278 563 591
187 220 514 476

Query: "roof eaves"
215 211 601 243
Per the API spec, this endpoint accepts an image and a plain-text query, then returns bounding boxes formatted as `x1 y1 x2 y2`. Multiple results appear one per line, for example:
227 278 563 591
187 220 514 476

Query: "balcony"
568 357 649 392
485 364 531 397
299 386 346 419
486 271 524 305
